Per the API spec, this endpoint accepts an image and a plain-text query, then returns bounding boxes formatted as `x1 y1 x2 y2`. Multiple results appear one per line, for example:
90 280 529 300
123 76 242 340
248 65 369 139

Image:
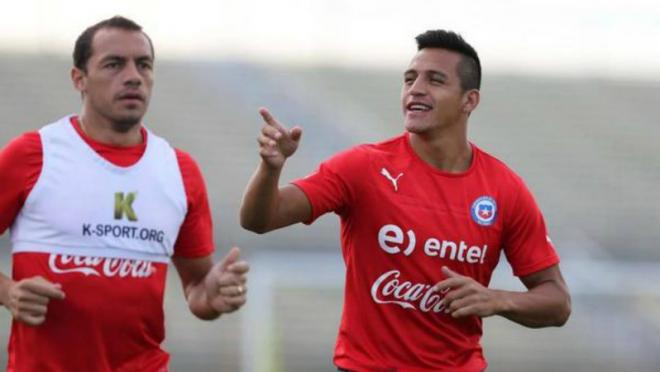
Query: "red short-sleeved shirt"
0 117 215 372
293 133 559 372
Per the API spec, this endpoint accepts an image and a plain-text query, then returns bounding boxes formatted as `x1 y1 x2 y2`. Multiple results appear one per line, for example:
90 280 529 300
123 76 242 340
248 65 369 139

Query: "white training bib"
10 115 188 263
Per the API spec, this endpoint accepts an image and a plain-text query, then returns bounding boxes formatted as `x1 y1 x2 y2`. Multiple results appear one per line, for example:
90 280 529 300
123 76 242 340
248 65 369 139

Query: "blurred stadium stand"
1 54 659 371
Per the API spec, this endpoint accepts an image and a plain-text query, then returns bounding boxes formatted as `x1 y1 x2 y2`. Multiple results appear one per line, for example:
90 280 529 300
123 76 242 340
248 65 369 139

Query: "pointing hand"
257 107 303 170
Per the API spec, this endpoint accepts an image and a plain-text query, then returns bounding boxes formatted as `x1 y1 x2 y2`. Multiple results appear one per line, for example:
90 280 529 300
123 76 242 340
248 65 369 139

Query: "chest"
346 161 508 272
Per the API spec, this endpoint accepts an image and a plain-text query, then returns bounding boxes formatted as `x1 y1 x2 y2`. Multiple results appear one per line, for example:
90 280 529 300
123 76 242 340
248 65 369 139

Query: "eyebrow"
404 69 448 79
427 70 448 79
99 54 153 63
404 69 417 76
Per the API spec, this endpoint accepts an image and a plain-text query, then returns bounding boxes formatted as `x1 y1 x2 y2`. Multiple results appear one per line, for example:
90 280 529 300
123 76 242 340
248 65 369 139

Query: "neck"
408 125 472 173
78 111 143 147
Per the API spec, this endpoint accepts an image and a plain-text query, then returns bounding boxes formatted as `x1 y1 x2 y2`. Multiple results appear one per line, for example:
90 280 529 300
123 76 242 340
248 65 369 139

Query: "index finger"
258 107 287 133
433 277 469 293
227 261 250 274
441 266 462 278
217 272 244 287
19 313 47 327
218 246 241 272
22 280 66 300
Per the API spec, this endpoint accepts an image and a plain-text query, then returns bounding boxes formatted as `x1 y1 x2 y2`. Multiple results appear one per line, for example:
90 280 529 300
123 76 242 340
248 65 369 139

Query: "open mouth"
406 102 432 112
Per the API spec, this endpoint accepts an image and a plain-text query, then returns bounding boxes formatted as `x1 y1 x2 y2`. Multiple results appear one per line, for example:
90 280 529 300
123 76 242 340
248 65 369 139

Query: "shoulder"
144 128 203 178
363 133 408 155
0 132 43 220
174 148 200 169
37 115 77 139
3 131 42 150
328 133 407 165
173 148 207 197
474 146 544 223
174 148 204 180
1 131 42 162
474 145 526 188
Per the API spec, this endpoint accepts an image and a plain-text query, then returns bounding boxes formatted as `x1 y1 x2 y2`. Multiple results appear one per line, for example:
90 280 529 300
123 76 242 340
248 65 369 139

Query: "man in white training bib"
0 16 249 371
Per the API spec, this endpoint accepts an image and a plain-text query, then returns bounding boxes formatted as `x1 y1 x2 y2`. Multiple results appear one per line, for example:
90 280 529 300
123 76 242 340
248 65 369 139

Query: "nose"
408 77 427 96
122 61 142 87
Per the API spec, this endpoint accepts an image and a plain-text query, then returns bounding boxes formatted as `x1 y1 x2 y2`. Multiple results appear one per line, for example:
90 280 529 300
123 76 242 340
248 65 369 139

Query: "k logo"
114 192 138 222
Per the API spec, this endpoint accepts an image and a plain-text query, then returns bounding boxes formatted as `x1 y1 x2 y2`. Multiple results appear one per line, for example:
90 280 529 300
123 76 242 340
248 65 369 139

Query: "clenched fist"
6 276 65 326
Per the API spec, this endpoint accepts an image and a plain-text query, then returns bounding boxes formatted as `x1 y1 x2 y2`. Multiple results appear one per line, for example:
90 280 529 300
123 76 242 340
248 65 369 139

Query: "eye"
403 76 415 85
429 75 446 85
138 61 153 70
104 62 120 69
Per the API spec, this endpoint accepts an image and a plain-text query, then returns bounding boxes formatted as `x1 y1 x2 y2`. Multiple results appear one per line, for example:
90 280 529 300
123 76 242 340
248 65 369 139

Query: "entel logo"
377 224 488 264
378 224 416 256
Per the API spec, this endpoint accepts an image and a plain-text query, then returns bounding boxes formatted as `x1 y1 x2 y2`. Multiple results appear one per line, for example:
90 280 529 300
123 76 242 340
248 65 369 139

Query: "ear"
462 89 480 115
71 67 86 95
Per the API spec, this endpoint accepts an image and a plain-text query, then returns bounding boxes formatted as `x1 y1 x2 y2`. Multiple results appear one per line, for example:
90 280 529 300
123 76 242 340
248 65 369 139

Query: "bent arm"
496 265 571 328
0 273 66 326
240 108 310 233
0 273 12 307
438 264 571 328
240 162 311 233
172 255 218 320
173 247 249 321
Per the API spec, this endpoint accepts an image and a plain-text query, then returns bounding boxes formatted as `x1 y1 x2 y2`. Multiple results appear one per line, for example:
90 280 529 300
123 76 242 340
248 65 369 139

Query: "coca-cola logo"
371 270 449 313
48 254 156 278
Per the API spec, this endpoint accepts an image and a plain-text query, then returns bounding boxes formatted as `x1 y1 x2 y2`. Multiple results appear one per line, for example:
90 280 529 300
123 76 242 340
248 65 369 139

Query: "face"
72 27 154 132
401 48 476 135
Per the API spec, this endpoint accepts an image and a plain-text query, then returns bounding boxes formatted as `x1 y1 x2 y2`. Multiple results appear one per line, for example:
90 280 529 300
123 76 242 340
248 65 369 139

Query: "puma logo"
380 168 404 191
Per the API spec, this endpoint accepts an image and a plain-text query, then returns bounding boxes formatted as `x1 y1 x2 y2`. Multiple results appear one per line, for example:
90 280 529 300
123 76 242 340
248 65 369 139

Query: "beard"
85 94 149 133
111 115 142 133
97 101 147 133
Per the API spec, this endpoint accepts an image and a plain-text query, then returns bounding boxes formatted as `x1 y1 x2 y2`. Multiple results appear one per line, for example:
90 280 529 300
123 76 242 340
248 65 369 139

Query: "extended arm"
435 265 571 328
240 108 311 233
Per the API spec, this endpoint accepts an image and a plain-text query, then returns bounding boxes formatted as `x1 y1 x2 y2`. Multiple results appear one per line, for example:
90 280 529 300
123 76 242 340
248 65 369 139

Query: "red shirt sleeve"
291 146 364 224
0 132 43 234
502 178 560 277
172 149 215 258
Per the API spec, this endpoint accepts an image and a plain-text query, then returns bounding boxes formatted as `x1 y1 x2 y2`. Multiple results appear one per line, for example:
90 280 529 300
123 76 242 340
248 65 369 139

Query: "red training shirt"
293 133 559 372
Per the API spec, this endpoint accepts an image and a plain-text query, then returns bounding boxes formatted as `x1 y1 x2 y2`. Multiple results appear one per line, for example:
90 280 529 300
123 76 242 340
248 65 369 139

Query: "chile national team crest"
471 196 497 226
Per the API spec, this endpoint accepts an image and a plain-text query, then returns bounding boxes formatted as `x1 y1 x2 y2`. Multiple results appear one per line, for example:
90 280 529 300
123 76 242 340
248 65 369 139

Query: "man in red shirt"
0 16 248 371
241 30 571 371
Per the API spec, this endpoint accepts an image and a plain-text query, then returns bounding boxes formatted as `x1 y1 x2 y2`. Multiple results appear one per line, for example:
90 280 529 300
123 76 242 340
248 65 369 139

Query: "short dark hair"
73 16 154 72
415 30 481 91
